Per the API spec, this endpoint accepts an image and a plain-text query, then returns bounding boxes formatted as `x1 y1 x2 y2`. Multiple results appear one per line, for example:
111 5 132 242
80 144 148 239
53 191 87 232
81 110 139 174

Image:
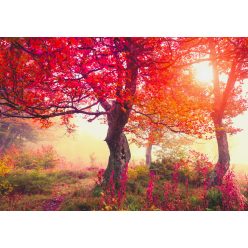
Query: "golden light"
193 61 213 85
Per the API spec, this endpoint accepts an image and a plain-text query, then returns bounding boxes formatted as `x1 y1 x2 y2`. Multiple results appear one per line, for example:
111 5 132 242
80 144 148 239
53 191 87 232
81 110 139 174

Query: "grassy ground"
0 168 99 211
0 164 247 211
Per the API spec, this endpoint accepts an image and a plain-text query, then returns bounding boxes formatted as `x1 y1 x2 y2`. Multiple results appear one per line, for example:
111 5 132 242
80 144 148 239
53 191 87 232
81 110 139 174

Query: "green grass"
6 170 54 195
206 187 222 210
0 168 97 211
3 169 89 195
1 164 247 211
60 197 100 211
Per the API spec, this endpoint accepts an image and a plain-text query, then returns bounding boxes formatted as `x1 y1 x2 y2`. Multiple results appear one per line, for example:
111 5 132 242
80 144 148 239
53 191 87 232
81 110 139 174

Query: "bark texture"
145 144 152 167
211 117 230 185
103 102 131 183
210 120 230 185
104 131 131 183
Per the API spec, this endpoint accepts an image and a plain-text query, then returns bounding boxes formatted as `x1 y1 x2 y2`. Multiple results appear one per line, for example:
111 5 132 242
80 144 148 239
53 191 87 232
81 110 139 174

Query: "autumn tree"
128 37 248 184
127 67 212 166
0 119 38 154
207 38 248 184
0 37 181 183
178 38 248 184
2 37 245 185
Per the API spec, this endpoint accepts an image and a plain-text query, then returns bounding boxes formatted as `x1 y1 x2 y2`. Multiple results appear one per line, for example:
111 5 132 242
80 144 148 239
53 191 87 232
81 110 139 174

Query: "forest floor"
1 164 248 211
0 168 99 211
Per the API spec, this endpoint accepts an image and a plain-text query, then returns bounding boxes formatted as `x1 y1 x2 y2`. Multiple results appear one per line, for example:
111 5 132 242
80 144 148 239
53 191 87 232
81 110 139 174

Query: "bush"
0 155 13 195
125 194 144 211
127 165 149 194
7 170 53 194
219 171 245 210
46 170 86 184
92 185 103 197
190 195 202 208
150 150 214 186
14 146 59 170
206 188 222 210
0 179 13 196
150 161 173 180
128 165 149 180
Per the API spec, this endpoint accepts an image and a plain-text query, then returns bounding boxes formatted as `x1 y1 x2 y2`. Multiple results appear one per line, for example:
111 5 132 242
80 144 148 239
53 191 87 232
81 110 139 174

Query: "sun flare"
193 61 213 85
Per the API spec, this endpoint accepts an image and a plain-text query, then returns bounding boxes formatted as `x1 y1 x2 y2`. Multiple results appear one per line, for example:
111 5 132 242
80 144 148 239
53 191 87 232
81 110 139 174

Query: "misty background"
25 111 248 174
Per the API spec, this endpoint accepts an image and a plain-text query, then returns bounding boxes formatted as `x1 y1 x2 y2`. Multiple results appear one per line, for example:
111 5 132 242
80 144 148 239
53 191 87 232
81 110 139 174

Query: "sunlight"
193 61 213 85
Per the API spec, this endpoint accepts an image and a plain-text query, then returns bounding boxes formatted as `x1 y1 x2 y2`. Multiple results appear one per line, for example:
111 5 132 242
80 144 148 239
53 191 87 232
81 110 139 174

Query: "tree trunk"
104 131 131 184
103 102 131 184
210 120 230 185
145 144 152 167
102 38 138 184
209 40 231 186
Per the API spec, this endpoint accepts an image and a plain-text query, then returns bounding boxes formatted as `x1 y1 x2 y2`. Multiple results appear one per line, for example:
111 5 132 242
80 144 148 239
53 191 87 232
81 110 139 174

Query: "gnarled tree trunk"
103 102 131 184
145 143 152 167
104 131 131 183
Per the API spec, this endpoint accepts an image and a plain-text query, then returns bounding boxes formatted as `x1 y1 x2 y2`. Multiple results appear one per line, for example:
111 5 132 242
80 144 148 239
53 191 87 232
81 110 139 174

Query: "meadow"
0 146 247 211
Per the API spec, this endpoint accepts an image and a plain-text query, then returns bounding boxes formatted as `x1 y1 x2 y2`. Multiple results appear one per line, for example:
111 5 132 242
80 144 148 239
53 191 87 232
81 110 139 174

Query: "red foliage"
219 170 245 211
96 160 246 211
117 163 128 208
163 181 175 210
95 168 105 186
98 163 129 210
146 171 156 208
0 38 176 122
172 163 181 186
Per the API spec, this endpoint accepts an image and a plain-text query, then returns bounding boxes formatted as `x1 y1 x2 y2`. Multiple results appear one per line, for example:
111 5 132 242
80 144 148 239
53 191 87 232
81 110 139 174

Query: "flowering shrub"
118 163 128 208
93 155 245 211
219 170 245 210
95 168 105 186
143 158 246 211
145 163 190 210
100 171 116 210
97 163 129 210
150 150 214 187
146 171 156 209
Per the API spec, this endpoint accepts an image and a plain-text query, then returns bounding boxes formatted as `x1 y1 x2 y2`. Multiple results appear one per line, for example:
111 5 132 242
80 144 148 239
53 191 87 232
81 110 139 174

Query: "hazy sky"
32 110 248 174
194 111 248 173
36 117 146 169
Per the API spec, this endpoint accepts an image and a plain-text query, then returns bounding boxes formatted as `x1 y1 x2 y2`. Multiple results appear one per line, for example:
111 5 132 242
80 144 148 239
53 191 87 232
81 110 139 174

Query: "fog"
27 117 145 170
26 111 248 173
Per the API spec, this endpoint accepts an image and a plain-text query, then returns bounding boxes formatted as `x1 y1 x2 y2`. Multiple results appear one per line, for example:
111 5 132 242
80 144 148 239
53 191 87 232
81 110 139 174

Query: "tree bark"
103 102 131 184
210 120 230 185
104 131 131 184
145 144 152 167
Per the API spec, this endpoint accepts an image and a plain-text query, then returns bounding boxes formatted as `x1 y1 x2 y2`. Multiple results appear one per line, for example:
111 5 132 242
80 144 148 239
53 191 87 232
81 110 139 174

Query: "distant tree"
0 119 38 153
178 38 248 184
208 38 248 184
127 67 211 166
